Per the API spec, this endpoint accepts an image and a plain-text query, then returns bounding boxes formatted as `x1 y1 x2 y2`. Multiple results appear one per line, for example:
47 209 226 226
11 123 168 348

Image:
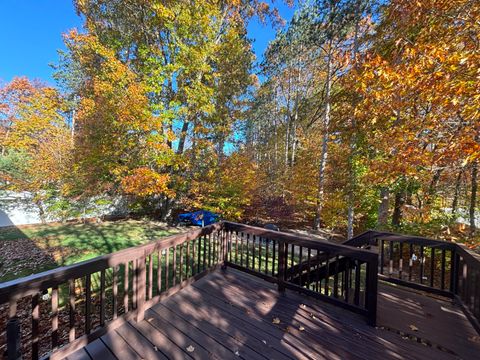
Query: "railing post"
136 255 147 322
450 250 458 295
277 241 286 293
365 256 378 326
221 226 227 270
7 317 21 360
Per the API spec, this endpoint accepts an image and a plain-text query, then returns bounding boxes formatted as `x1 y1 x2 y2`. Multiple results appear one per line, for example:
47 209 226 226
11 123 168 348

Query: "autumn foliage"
0 0 478 245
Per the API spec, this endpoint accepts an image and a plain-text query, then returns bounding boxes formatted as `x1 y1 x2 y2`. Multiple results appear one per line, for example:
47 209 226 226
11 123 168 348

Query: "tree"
0 77 37 155
56 0 264 218
351 0 479 232
64 31 173 204
0 79 72 221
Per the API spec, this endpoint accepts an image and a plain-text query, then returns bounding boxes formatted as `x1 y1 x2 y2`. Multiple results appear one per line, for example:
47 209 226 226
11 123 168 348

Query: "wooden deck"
64 269 480 360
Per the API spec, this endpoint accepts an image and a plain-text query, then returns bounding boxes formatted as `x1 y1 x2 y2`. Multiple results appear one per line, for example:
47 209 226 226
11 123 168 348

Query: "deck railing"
4 222 477 359
345 230 480 334
0 223 224 360
222 222 379 325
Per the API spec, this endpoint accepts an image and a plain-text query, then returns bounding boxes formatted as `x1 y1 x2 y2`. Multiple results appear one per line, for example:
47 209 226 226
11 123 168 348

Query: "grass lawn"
0 219 180 282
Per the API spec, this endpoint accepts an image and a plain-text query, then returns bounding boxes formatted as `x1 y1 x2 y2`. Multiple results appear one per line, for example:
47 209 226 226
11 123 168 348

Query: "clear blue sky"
0 1 294 86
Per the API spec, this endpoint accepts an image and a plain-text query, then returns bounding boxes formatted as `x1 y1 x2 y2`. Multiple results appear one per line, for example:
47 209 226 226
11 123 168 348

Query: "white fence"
0 192 127 227
0 192 42 226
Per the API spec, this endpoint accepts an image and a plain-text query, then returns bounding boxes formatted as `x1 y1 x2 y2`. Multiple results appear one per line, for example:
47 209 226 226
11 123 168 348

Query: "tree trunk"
347 206 354 239
378 187 390 228
71 107 76 141
160 196 173 222
470 161 478 234
345 0 363 240
391 191 405 227
217 135 225 165
34 199 47 224
290 123 297 167
284 117 290 170
426 169 442 205
451 169 462 215
313 48 332 230
176 120 190 155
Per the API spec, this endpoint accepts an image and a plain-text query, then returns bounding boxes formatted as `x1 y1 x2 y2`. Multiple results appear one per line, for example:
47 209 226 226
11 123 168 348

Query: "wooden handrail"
0 222 224 359
345 229 457 250
224 222 378 262
222 222 379 325
0 223 222 303
347 229 480 333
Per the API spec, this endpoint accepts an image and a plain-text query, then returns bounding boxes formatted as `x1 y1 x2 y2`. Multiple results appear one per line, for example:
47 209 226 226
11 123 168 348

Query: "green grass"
0 220 180 282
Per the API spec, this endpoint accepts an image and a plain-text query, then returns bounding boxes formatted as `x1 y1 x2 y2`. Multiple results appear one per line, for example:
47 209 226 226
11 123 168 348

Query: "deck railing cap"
0 222 223 303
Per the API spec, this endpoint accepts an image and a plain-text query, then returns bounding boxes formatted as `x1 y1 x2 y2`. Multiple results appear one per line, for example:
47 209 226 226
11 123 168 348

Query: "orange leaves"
0 78 73 196
350 0 480 176
66 31 176 196
121 168 173 198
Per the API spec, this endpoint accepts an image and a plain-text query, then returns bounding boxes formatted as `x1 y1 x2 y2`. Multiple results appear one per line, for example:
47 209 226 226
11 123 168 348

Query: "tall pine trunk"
346 0 362 240
470 161 478 234
451 169 462 215
314 48 332 230
378 187 390 228
391 191 405 227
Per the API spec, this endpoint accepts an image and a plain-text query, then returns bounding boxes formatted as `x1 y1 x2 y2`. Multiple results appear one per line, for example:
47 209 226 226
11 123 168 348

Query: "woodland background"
0 0 479 246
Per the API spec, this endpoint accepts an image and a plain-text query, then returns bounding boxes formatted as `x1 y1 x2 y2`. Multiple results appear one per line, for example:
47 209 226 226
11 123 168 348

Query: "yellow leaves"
0 78 73 194
166 129 176 142
121 167 173 198
409 324 419 332
151 3 175 21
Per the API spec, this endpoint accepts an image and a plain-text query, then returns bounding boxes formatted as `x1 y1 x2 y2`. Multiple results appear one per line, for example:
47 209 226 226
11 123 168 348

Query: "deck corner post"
277 241 286 293
366 256 378 327
450 250 458 295
220 221 230 271
7 317 22 360
136 254 147 322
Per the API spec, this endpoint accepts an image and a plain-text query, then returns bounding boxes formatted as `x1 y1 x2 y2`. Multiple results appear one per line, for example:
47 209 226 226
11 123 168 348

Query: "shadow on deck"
66 269 480 360
2 223 479 360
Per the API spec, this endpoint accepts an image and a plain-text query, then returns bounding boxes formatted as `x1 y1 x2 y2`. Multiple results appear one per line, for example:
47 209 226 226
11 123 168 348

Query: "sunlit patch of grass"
0 220 180 282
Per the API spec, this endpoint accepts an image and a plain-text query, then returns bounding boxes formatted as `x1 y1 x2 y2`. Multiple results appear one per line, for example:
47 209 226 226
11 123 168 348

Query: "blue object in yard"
178 210 219 226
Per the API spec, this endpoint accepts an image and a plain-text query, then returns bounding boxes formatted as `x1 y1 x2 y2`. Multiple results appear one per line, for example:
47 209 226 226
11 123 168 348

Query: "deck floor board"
161 296 268 360
114 322 169 360
100 331 141 360
169 284 308 360
84 338 116 360
65 348 91 360
197 270 454 360
56 268 480 360
148 305 237 359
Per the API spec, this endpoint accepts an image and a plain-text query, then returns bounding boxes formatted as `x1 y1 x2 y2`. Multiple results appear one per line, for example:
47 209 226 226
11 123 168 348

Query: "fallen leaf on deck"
272 317 281 324
186 345 195 352
409 325 418 331
468 336 480 343
299 326 305 331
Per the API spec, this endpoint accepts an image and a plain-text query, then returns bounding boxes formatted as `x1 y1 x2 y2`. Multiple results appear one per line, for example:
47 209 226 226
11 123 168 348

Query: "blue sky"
0 1 294 86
